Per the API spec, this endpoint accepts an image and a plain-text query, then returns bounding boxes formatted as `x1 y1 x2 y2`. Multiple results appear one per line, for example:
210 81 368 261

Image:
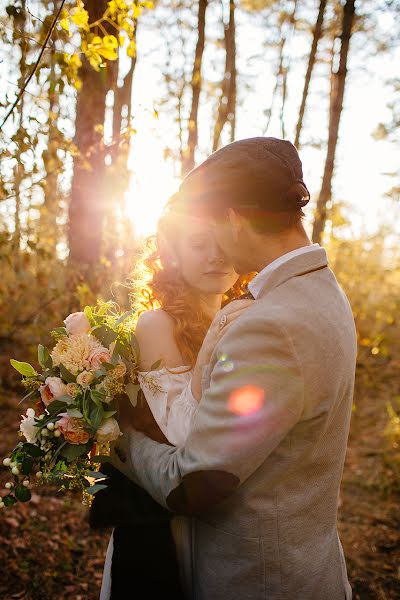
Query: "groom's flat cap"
178 137 310 214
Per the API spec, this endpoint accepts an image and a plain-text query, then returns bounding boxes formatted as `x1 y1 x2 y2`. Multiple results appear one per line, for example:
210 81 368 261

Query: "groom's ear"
227 208 244 242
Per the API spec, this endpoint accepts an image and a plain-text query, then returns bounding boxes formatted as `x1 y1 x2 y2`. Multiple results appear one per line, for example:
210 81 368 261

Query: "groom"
114 137 357 599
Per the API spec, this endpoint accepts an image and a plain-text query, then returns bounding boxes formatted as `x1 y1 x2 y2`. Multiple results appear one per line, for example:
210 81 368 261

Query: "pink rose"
112 362 127 379
66 382 79 397
88 347 111 370
56 413 90 445
76 370 94 387
39 377 68 406
64 312 91 335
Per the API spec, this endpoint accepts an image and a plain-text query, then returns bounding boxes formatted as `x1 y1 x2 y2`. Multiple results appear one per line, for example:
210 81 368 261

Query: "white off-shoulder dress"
100 366 198 600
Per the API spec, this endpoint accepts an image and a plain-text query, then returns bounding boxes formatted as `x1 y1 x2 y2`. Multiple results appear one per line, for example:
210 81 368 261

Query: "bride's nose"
208 244 226 264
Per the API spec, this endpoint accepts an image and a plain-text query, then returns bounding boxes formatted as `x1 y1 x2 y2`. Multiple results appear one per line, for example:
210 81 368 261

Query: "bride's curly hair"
130 195 253 367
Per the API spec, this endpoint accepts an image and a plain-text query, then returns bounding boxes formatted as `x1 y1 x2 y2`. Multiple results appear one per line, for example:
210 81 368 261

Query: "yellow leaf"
92 36 103 46
103 35 118 48
59 17 70 33
108 0 117 15
127 40 136 57
118 34 125 46
71 6 89 30
98 47 118 60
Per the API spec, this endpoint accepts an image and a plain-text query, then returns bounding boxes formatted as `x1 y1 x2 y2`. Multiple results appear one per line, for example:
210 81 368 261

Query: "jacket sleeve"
112 315 304 514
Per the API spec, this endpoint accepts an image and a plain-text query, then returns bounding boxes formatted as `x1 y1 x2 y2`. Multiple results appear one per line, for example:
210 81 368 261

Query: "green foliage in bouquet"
1 301 140 509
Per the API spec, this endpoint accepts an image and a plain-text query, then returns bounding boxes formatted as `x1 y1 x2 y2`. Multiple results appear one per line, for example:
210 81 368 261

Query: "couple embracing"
91 137 356 600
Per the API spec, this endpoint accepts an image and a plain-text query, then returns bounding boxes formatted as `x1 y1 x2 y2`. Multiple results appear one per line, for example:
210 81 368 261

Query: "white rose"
64 312 91 335
95 418 121 444
46 376 68 398
76 370 94 387
20 408 39 444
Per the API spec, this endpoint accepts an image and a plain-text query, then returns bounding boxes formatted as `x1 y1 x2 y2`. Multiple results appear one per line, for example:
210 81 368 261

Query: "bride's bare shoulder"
135 309 182 369
135 308 174 336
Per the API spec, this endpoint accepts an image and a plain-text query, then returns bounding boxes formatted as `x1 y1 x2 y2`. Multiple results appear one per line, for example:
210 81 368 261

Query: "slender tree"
182 0 208 175
312 0 356 244
294 0 327 148
212 0 236 151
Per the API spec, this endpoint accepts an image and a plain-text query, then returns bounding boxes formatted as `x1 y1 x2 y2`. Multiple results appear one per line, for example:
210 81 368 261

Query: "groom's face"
211 217 251 275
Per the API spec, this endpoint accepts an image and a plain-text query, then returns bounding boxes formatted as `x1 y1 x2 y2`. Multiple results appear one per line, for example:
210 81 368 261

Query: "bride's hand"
191 299 254 400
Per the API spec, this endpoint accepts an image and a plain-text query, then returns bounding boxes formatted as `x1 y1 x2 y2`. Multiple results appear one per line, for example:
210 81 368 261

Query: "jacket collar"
255 247 329 299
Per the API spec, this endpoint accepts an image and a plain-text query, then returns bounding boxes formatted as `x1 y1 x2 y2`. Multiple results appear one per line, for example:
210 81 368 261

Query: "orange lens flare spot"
228 385 265 416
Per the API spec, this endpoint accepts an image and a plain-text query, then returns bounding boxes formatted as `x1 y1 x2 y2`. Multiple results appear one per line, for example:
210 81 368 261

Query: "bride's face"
174 217 238 295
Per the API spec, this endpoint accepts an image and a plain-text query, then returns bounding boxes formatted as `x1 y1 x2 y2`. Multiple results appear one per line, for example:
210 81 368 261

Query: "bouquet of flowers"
1 301 142 510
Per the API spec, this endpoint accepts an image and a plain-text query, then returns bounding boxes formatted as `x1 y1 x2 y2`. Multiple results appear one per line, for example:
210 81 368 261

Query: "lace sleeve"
137 367 198 447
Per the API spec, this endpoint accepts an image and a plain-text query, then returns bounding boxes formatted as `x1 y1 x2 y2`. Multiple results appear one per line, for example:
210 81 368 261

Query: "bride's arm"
126 309 198 446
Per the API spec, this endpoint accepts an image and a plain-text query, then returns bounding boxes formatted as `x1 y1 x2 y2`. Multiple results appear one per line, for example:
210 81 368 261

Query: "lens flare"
228 385 265 416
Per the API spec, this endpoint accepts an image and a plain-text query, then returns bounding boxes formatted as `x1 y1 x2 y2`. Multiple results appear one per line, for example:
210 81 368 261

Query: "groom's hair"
177 137 310 233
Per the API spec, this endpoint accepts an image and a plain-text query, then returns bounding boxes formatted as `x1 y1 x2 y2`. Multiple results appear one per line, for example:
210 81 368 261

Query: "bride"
92 195 253 599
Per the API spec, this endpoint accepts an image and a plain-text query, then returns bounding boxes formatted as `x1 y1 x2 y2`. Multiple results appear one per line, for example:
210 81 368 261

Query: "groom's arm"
113 315 304 514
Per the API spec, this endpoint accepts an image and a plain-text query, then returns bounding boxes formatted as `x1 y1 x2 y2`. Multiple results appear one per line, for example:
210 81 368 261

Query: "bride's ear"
227 208 243 242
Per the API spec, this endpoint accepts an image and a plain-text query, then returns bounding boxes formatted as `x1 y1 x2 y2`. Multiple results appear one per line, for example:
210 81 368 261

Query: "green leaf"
38 345 52 369
84 305 93 324
15 485 31 503
150 359 162 370
21 458 34 475
60 442 90 463
47 399 69 416
87 470 108 479
126 382 140 407
86 483 108 495
23 443 44 458
103 410 117 418
56 394 74 405
67 408 83 418
90 389 106 405
10 360 37 377
101 362 115 371
115 310 134 326
3 495 16 507
59 363 76 383
89 404 104 430
91 325 118 348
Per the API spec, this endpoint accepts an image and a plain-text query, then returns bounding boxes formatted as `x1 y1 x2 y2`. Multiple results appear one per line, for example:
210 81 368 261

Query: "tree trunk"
312 0 356 244
182 0 208 176
112 19 138 156
68 0 114 268
264 0 298 136
294 0 327 148
212 0 236 151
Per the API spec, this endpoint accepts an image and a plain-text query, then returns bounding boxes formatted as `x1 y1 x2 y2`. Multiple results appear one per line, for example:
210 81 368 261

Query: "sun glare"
124 130 179 239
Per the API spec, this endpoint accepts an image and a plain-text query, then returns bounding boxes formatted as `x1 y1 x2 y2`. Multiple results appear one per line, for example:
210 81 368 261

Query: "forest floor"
0 360 399 600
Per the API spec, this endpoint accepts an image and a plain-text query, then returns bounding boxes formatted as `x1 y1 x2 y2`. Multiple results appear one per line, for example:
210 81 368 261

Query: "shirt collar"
248 244 321 299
